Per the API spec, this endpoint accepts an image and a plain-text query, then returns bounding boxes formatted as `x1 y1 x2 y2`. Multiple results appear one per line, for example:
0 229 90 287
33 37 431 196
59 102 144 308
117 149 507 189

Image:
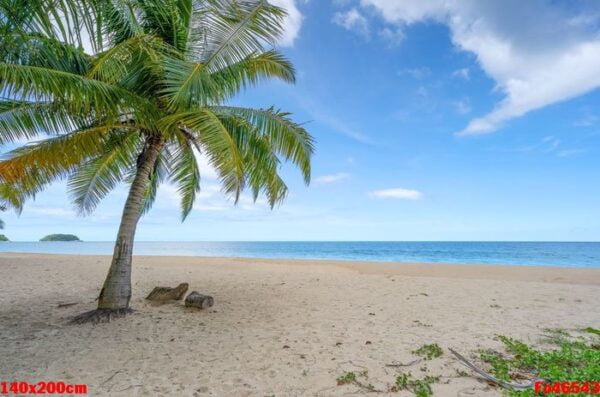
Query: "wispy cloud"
315 173 351 185
369 188 423 200
26 206 75 217
452 68 470 80
557 148 586 158
491 135 585 158
398 67 430 79
296 97 373 144
573 114 598 127
333 8 370 38
454 99 472 115
379 26 405 46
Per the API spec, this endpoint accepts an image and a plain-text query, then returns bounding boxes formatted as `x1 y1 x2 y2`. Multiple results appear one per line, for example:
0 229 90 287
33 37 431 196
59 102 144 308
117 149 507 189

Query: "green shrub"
479 332 600 396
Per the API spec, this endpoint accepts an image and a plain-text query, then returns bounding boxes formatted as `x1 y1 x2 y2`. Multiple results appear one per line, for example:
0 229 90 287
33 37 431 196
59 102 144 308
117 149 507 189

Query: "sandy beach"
1 253 599 396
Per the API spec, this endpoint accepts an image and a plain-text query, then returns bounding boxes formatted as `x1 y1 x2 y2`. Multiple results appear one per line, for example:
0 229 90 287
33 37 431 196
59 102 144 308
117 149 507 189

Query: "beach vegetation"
391 372 439 396
0 234 8 241
336 371 357 385
413 343 443 360
0 0 314 323
584 327 600 337
478 332 600 396
336 371 376 392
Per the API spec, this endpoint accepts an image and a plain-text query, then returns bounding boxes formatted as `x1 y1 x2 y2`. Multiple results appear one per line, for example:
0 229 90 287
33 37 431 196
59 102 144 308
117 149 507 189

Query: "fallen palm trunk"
146 283 189 302
184 292 214 309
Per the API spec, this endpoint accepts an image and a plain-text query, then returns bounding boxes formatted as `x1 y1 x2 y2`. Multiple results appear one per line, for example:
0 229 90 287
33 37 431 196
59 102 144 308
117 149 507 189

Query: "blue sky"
3 0 600 241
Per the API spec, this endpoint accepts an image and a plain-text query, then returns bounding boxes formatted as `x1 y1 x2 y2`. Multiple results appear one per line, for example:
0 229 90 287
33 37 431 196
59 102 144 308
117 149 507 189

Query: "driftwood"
146 283 189 302
448 348 540 390
184 292 214 309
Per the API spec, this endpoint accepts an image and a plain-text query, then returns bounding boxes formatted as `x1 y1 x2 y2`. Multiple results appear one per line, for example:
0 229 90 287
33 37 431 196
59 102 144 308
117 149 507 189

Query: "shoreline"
3 252 600 285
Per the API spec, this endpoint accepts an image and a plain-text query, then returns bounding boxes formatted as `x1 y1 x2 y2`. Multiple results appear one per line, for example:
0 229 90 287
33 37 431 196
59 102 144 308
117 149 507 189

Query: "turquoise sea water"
0 241 599 268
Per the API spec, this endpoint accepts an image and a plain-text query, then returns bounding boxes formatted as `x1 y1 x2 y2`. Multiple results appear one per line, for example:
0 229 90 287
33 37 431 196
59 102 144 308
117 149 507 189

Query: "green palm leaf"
168 137 200 219
0 63 158 123
211 105 314 183
68 131 142 214
161 108 245 198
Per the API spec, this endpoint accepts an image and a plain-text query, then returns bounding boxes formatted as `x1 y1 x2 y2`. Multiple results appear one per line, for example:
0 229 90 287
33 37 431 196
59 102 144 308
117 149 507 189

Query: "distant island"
40 234 81 242
0 234 8 242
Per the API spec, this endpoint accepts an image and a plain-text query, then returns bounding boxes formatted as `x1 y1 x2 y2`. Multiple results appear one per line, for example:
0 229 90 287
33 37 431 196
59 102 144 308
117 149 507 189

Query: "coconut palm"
0 0 314 323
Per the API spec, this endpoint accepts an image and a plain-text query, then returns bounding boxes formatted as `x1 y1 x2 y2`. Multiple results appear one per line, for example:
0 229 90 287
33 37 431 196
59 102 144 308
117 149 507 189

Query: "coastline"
1 253 599 396
1 240 599 268
2 252 599 285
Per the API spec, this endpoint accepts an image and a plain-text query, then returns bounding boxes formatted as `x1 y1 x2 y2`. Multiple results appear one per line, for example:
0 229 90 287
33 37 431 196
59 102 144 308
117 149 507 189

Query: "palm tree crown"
0 0 314 218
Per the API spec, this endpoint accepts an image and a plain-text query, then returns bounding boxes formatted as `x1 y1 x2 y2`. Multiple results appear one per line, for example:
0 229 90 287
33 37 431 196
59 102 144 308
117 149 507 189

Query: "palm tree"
0 0 314 323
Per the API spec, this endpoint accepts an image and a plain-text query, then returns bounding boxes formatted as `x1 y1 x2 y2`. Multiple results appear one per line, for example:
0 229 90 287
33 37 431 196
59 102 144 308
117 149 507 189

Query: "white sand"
1 253 599 396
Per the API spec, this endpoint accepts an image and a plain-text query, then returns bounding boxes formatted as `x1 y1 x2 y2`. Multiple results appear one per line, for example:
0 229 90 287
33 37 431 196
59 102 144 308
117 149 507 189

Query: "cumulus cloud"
369 188 423 200
270 0 303 47
315 173 351 185
333 8 370 38
359 0 600 135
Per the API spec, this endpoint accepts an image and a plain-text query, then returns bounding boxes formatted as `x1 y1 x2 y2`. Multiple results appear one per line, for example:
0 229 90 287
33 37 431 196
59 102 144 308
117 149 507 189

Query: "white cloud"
454 99 472 115
359 0 600 135
452 68 470 80
270 0 304 47
315 173 351 185
557 149 585 158
399 67 430 79
379 26 405 46
369 188 423 200
573 114 598 127
333 8 370 38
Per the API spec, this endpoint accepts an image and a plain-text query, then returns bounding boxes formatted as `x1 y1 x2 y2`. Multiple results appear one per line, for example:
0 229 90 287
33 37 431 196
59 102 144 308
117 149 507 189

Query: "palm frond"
0 0 101 53
0 123 138 197
160 108 245 199
68 131 142 214
139 146 171 214
95 0 144 46
134 0 190 52
161 49 295 108
0 31 91 73
86 33 168 84
0 63 157 122
0 183 25 213
211 106 314 183
168 136 200 220
0 99 85 144
219 114 288 207
191 0 285 71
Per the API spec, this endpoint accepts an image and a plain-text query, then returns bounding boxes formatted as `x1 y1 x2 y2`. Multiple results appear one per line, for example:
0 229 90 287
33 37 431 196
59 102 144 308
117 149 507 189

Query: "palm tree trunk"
96 135 163 311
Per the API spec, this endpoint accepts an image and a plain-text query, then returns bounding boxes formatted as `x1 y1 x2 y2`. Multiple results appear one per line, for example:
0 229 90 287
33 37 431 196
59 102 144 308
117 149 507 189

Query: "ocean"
0 241 599 268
